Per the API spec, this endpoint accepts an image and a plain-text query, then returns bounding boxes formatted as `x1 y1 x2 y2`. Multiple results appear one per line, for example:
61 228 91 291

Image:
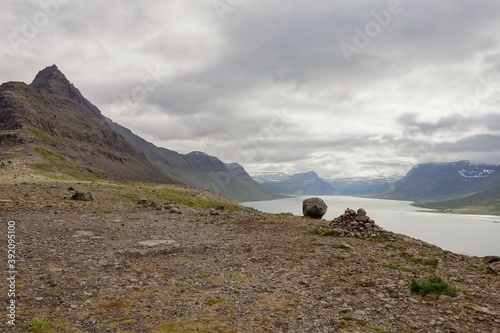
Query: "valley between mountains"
0 66 499 333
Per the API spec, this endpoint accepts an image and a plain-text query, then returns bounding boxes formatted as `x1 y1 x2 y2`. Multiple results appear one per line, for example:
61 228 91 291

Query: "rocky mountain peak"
31 65 69 93
30 65 101 116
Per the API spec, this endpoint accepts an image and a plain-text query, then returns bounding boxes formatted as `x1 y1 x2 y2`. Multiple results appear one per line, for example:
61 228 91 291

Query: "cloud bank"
2 0 500 177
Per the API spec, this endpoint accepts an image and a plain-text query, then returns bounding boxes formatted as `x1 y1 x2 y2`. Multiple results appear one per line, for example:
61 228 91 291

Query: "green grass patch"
410 275 459 297
29 127 64 143
28 318 51 333
152 319 237 333
359 236 386 243
422 258 439 267
142 186 241 211
485 266 498 275
207 297 225 305
309 225 335 236
330 243 350 249
407 258 423 264
32 147 103 181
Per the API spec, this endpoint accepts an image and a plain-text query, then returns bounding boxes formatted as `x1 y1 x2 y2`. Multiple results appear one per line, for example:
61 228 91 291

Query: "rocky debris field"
0 178 499 333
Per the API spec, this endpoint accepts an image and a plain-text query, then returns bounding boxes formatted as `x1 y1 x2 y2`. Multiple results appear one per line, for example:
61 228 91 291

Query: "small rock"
72 231 96 238
137 197 148 205
170 207 181 214
483 256 500 264
71 192 94 201
471 305 500 316
138 239 178 247
489 262 500 272
357 208 367 216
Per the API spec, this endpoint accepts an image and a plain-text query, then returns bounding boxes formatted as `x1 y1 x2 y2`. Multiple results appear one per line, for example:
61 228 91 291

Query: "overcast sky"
2 0 500 178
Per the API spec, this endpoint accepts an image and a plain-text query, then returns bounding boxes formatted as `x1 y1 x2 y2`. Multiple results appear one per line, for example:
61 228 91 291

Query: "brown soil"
0 175 499 333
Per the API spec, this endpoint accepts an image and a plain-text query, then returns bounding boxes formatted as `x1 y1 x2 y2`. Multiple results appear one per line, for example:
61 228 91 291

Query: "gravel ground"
0 179 499 333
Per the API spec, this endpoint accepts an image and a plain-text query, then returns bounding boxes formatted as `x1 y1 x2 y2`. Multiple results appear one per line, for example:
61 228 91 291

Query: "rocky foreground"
0 178 499 333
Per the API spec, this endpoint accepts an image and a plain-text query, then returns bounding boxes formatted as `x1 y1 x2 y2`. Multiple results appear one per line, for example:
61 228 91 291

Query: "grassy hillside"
415 187 500 215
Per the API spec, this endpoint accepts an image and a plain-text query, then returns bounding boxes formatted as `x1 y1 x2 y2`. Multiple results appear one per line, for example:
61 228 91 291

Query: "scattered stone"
302 197 328 219
471 305 500 316
73 231 96 238
482 256 500 264
138 239 178 247
170 207 182 214
67 186 75 191
215 205 225 211
328 208 385 238
489 261 500 272
137 197 148 206
71 192 94 201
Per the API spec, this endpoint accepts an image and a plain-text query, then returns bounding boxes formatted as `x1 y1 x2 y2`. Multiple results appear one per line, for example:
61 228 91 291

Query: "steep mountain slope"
0 65 281 202
380 161 497 201
107 120 281 202
0 65 173 183
251 171 336 195
415 165 500 214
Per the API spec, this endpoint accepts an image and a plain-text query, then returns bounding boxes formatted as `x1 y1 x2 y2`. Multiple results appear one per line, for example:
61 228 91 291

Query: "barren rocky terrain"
0 172 499 332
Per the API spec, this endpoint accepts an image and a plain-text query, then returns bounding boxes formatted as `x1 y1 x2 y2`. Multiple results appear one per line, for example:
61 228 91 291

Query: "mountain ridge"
0 65 279 202
251 170 335 195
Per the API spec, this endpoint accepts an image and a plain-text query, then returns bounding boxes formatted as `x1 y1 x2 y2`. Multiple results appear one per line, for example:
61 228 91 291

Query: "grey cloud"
1 0 500 177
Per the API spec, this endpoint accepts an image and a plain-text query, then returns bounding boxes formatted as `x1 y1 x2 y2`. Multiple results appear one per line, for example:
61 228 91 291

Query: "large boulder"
302 197 328 219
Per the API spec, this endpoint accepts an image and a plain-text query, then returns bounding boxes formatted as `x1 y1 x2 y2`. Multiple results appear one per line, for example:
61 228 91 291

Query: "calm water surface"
242 196 500 257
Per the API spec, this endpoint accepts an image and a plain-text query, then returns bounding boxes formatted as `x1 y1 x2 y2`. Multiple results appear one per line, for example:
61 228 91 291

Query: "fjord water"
241 196 500 257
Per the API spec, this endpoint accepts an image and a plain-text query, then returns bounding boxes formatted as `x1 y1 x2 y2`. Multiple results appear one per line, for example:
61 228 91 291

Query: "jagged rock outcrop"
0 65 174 183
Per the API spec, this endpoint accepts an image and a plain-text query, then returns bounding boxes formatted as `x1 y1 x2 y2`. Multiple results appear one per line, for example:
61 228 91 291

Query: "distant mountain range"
250 171 335 195
251 162 500 215
379 161 500 214
0 65 280 202
325 176 398 196
2 65 499 213
380 161 497 201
